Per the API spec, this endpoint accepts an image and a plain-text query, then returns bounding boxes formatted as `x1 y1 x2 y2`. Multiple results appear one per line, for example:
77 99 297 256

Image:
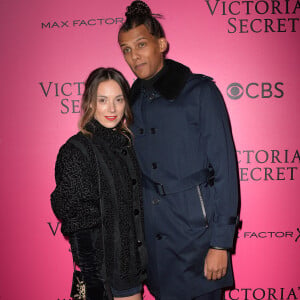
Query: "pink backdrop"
1 0 299 299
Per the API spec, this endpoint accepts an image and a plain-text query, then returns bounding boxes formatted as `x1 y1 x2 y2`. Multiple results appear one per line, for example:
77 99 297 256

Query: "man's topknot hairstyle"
119 0 166 39
125 0 152 18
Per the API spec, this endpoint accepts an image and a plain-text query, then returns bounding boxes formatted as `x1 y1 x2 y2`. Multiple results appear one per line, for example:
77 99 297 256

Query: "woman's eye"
138 42 145 48
97 98 106 103
116 97 124 102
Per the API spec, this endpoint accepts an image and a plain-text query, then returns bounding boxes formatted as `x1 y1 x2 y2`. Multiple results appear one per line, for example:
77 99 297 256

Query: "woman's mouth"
105 116 117 121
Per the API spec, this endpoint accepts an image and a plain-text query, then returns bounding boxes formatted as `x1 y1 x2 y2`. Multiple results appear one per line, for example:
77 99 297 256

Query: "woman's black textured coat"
51 119 147 297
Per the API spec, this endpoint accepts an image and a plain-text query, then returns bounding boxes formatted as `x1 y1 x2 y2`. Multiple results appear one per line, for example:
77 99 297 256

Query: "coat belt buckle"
155 182 166 196
207 174 215 186
207 166 215 186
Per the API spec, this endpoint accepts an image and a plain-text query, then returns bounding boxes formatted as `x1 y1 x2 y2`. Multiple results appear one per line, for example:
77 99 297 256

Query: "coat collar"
130 59 191 104
85 118 129 148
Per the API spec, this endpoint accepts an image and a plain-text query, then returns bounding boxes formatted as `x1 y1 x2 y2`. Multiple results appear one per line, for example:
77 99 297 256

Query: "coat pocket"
185 185 209 230
196 185 209 228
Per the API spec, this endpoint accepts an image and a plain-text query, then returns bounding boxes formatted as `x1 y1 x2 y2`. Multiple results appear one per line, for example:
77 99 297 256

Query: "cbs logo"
227 82 284 100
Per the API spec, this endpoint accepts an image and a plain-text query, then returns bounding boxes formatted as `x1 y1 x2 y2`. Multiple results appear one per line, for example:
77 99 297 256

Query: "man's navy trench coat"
130 60 239 300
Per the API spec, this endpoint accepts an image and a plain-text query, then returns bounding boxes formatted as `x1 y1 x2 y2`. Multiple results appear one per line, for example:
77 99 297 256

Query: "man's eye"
116 97 124 102
123 48 131 54
138 42 145 48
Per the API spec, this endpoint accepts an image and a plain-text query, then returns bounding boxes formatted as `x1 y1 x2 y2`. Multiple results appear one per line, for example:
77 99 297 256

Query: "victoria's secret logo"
39 81 84 114
39 79 135 114
48 222 61 236
48 222 71 254
225 287 300 300
205 0 300 33
237 149 299 181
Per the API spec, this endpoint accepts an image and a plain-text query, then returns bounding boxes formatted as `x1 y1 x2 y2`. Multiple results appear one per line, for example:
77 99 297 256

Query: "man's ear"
159 38 168 53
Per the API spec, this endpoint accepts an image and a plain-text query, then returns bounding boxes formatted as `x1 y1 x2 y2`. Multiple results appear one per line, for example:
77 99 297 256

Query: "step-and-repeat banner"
0 0 299 299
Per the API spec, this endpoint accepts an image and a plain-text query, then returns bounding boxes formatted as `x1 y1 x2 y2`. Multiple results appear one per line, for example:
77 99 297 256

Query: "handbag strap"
86 138 108 280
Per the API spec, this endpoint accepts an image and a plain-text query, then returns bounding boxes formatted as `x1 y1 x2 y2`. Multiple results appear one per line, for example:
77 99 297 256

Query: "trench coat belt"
143 168 214 196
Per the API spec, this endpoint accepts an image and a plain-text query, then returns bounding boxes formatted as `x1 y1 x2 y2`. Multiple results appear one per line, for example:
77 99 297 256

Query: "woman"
51 67 147 300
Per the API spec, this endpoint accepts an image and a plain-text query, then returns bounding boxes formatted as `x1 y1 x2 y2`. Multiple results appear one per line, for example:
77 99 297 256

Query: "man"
118 1 239 299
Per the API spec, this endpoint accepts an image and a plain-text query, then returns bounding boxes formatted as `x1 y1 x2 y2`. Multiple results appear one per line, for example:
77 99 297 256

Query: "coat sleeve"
200 79 239 250
69 228 105 299
50 142 100 236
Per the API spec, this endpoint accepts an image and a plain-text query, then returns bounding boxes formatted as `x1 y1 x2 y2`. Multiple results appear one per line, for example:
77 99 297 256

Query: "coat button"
156 234 162 240
152 162 157 169
121 149 127 155
137 240 142 247
152 199 160 205
139 128 144 134
138 268 146 275
150 128 156 134
132 179 137 185
134 209 139 215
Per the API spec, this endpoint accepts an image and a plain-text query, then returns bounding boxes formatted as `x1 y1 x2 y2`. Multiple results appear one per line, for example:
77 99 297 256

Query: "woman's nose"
108 101 116 112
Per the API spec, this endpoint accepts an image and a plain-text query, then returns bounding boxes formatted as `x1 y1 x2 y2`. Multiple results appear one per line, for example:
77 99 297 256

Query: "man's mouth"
135 63 146 70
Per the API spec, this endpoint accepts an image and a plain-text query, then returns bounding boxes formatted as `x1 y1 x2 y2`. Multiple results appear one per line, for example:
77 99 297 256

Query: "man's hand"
204 248 228 280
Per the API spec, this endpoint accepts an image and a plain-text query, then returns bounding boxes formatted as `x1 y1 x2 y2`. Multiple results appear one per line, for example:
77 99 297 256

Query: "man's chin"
131 69 149 80
136 73 152 80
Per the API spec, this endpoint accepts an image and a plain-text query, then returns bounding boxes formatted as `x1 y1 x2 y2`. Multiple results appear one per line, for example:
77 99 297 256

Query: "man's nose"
131 48 140 60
